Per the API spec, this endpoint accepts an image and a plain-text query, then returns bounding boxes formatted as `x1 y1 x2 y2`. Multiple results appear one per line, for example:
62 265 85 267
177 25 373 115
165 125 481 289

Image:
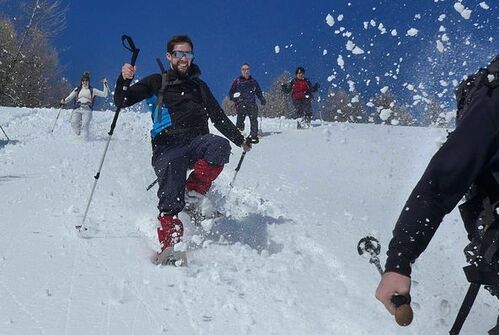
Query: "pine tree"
372 90 415 126
260 71 293 118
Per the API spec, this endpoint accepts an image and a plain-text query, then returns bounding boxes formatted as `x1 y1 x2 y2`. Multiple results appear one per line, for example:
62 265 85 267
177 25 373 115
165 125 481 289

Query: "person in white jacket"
61 72 109 139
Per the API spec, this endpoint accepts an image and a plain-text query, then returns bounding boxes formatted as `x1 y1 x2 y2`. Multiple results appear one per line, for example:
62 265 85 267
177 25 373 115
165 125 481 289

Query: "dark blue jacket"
114 64 244 147
228 76 265 106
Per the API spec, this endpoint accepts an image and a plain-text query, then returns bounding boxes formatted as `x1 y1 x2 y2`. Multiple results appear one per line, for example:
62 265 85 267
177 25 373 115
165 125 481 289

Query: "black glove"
313 83 320 91
260 97 267 106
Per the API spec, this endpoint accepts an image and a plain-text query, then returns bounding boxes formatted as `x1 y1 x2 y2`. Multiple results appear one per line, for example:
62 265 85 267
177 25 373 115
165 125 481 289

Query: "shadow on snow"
206 213 287 255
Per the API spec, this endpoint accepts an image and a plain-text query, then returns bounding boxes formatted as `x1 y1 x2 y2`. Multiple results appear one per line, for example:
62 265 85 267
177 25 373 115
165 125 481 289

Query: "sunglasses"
171 50 194 60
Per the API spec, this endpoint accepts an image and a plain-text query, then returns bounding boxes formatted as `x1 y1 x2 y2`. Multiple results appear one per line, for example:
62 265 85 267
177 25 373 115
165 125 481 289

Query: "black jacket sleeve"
114 74 161 108
385 86 499 277
228 79 238 102
199 79 245 147
255 80 265 103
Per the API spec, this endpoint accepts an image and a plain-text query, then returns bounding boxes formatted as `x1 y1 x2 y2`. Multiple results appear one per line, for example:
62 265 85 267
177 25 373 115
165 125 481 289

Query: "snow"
454 2 472 20
325 14 335 27
337 54 345 69
274 45 280 54
436 40 445 53
479 2 490 10
346 41 365 55
406 28 419 37
0 107 498 335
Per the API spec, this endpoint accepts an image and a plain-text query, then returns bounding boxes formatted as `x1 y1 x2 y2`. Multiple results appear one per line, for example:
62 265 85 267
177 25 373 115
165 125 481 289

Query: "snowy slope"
0 107 497 335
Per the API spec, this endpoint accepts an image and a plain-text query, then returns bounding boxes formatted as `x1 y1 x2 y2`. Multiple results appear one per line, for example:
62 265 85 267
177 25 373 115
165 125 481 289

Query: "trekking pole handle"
391 294 413 327
109 35 140 135
357 235 413 326
121 35 139 66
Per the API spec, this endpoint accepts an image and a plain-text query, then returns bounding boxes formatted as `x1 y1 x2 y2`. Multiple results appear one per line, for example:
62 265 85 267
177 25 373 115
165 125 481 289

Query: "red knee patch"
185 159 223 195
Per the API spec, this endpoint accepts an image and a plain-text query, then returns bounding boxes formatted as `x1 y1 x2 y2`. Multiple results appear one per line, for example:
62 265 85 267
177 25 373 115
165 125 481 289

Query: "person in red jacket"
281 67 319 128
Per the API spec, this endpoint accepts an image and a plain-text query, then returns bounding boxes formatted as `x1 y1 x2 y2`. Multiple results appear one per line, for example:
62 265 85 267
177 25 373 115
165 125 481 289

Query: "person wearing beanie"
281 67 319 128
61 71 109 139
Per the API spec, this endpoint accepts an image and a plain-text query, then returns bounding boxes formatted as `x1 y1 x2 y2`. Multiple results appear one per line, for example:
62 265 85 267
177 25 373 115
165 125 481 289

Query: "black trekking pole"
0 124 10 142
229 151 246 188
357 235 414 327
146 178 157 191
229 137 252 189
77 35 139 232
50 104 65 133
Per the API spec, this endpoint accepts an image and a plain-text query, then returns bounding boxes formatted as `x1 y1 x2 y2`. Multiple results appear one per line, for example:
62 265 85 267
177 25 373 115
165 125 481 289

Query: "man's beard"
172 62 190 75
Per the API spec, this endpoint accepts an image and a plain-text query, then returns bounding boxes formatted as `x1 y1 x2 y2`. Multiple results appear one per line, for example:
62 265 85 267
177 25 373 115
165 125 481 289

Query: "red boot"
157 214 184 251
185 159 223 195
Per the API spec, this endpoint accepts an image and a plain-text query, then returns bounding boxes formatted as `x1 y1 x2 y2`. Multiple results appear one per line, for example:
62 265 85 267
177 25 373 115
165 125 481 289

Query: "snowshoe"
152 246 187 266
184 191 217 224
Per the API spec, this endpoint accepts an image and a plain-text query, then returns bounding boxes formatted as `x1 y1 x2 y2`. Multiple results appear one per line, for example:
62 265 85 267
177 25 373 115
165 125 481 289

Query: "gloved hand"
313 82 320 91
260 97 267 106
103 78 108 85
60 99 66 105
242 142 252 152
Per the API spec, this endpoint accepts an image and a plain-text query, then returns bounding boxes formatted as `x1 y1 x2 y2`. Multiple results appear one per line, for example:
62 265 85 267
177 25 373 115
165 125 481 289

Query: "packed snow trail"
0 107 497 334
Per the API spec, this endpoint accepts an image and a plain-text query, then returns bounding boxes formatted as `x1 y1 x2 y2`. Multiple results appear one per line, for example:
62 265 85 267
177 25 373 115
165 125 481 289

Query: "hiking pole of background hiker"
78 35 139 231
357 236 414 327
0 124 10 142
50 104 65 133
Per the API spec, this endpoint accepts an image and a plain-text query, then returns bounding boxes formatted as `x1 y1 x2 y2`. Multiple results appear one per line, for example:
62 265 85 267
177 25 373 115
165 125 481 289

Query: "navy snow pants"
151 133 231 215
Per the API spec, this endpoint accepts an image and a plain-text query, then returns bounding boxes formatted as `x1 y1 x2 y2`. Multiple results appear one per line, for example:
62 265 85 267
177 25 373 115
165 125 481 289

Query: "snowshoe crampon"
152 247 187 267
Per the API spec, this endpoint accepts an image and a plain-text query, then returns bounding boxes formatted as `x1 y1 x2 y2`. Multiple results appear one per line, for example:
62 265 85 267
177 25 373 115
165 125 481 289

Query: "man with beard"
115 35 251 264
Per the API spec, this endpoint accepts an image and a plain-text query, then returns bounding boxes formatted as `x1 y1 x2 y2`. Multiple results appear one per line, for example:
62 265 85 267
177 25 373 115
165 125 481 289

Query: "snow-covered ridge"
0 107 496 334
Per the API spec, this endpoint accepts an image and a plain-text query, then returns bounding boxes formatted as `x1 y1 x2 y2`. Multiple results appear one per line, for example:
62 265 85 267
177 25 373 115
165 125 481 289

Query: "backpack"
450 55 499 335
455 55 499 124
456 55 499 271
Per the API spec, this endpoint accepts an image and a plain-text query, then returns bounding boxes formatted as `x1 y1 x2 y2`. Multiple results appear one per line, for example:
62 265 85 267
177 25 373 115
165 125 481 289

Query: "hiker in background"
281 66 319 128
61 72 109 139
228 63 266 143
375 55 499 333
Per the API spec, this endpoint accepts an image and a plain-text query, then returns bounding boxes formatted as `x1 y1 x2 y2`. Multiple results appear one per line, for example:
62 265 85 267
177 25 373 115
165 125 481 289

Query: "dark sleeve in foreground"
113 74 161 108
199 80 245 147
385 87 499 277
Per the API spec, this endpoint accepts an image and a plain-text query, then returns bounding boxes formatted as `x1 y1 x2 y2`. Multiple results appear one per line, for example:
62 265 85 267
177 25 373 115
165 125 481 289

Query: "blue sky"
38 0 499 109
